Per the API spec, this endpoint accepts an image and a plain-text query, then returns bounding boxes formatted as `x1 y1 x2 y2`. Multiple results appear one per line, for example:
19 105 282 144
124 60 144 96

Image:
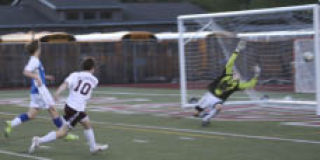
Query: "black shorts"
63 104 87 128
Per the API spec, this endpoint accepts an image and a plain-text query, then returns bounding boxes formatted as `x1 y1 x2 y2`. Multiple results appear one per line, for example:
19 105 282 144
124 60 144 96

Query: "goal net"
178 4 320 115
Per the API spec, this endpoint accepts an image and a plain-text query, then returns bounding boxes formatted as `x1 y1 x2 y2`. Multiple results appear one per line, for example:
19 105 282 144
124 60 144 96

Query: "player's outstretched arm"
54 82 68 102
225 40 247 74
238 65 260 90
225 53 238 74
238 78 257 90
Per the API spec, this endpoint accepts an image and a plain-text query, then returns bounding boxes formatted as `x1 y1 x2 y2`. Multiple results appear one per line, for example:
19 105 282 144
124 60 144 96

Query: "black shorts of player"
63 104 87 128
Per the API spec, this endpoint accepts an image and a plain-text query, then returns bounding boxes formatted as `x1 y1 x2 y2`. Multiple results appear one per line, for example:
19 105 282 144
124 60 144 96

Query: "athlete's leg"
48 106 78 140
80 118 108 153
4 93 43 137
29 125 68 153
81 118 96 150
202 104 223 126
38 125 68 145
193 93 210 117
40 125 68 144
47 107 63 128
11 105 39 127
4 107 39 137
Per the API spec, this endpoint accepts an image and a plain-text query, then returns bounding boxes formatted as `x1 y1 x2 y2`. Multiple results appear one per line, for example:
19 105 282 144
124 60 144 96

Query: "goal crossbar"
178 4 316 20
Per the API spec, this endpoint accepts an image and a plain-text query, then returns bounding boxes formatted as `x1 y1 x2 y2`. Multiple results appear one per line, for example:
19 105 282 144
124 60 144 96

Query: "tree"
121 0 318 12
0 0 12 5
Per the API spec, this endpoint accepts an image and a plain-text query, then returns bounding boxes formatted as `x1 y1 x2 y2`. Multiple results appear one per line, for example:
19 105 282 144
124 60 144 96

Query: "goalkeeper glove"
253 65 261 77
235 40 246 53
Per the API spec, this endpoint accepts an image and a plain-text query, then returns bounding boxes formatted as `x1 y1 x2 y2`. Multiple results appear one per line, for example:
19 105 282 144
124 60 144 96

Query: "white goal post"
177 4 320 115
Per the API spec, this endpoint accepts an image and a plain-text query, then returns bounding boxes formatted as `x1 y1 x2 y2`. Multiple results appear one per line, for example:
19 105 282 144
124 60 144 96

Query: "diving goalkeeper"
194 40 261 126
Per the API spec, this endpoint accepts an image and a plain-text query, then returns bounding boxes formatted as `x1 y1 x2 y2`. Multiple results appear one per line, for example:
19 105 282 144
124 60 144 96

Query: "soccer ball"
188 97 199 104
303 52 314 62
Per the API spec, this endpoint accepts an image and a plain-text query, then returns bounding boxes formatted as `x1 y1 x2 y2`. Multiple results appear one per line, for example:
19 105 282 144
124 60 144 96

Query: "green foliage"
0 0 12 5
191 0 318 12
121 0 318 12
249 0 317 9
121 0 183 2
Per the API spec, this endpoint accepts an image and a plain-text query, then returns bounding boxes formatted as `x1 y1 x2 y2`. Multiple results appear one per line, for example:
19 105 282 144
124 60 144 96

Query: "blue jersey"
24 56 46 94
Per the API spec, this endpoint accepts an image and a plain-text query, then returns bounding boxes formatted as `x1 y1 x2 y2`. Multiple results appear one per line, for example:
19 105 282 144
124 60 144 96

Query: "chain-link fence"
0 40 179 88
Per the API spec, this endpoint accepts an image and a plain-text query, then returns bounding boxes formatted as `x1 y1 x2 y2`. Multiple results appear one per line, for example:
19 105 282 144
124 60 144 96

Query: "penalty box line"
0 111 320 145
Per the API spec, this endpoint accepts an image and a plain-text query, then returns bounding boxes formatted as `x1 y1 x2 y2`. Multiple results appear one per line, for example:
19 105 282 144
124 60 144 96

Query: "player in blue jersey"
3 40 78 140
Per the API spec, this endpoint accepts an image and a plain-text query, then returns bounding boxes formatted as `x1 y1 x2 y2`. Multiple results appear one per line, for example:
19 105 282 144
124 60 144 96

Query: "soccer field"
0 87 320 160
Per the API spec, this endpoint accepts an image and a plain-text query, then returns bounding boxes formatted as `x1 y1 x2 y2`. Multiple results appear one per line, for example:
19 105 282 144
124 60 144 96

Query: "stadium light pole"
313 4 320 115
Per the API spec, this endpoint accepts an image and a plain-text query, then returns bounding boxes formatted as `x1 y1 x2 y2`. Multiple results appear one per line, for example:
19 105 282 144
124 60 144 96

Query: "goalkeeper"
194 40 261 126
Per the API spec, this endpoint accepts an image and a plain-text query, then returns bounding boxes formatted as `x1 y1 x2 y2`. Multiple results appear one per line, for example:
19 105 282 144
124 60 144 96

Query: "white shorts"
37 85 55 107
30 94 50 109
197 92 223 109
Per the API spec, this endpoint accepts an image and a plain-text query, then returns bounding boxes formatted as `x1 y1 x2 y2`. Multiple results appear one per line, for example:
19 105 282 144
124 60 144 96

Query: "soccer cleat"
29 136 40 154
64 133 79 141
4 121 12 138
90 144 109 154
201 120 210 127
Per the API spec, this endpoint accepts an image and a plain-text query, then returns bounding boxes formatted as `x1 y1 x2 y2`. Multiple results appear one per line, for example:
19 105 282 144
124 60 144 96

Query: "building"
0 0 205 34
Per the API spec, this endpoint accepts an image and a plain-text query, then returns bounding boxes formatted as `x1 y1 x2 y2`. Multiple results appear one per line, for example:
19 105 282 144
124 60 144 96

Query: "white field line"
0 90 250 100
93 121 320 144
94 91 250 99
1 112 320 145
94 91 181 96
132 139 149 143
0 149 51 160
281 122 320 127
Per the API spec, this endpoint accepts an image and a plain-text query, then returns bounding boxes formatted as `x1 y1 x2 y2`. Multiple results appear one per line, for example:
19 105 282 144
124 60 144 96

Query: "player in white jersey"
3 40 78 140
29 57 108 154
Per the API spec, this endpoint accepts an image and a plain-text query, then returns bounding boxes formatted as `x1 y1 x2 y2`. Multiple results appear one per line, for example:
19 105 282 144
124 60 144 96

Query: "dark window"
100 12 112 19
66 12 79 20
84 12 96 20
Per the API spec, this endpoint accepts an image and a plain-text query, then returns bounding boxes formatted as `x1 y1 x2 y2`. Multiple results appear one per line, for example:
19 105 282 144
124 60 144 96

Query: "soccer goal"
178 4 320 115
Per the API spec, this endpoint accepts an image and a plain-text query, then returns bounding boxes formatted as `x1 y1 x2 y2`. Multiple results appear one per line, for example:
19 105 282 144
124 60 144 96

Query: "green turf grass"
0 87 319 160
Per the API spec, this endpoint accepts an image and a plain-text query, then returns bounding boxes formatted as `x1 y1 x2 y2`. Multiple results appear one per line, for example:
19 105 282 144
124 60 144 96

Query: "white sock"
84 129 96 150
11 117 22 128
39 131 57 144
203 108 217 121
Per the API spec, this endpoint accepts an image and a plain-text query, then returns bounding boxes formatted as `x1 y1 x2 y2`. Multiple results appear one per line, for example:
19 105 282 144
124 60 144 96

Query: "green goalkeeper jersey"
208 52 258 101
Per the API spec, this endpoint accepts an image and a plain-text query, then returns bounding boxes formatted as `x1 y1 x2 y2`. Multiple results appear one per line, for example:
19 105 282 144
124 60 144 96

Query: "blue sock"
52 117 63 128
19 113 29 122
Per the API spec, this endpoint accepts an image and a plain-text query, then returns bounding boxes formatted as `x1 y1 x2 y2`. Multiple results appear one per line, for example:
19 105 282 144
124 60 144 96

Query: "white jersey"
65 71 98 112
24 56 46 94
